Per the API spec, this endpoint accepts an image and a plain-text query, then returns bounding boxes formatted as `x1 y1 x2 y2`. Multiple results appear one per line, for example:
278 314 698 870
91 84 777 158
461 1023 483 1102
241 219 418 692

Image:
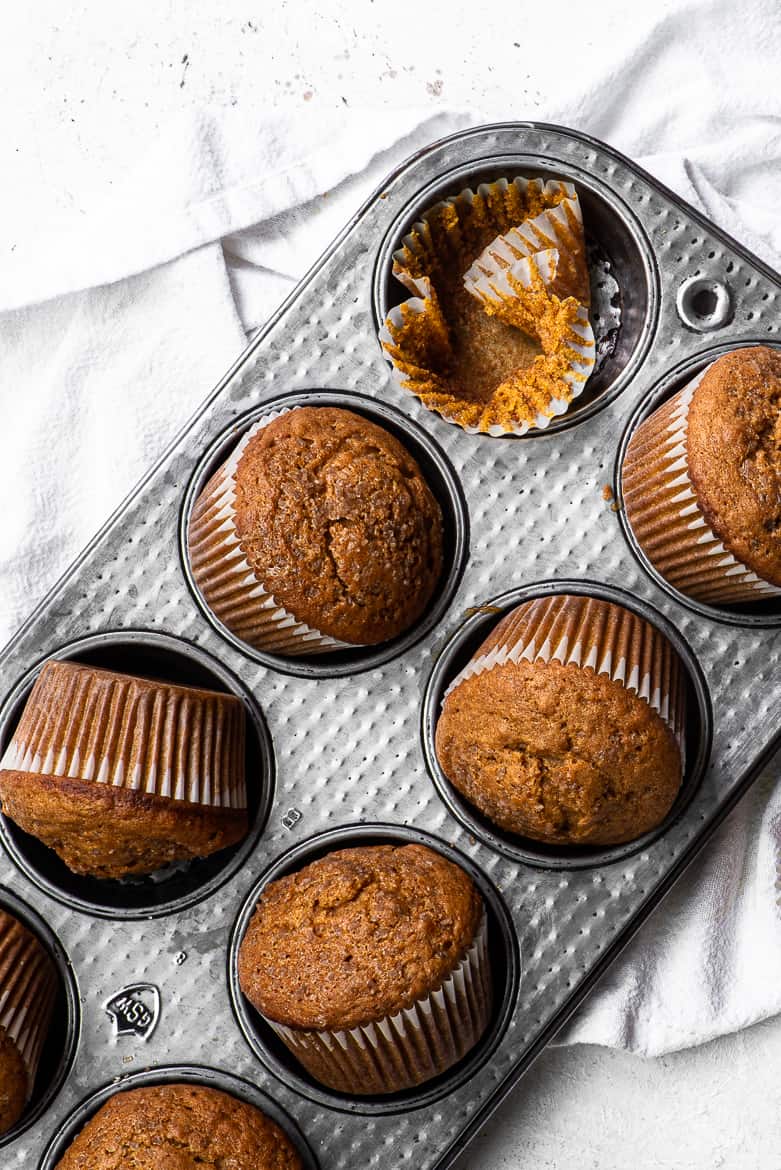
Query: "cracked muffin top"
232 406 444 644
54 1083 303 1170
237 844 483 1030
686 346 781 586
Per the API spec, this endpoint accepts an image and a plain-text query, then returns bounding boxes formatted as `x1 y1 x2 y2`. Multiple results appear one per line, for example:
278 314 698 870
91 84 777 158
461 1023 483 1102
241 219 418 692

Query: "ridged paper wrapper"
0 909 56 1101
264 913 491 1095
447 593 686 753
622 369 781 605
0 660 247 810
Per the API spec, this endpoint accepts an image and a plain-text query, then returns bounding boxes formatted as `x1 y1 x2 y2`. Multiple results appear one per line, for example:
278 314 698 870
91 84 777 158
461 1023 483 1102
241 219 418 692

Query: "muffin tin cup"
180 389 469 679
378 176 596 436
423 579 712 870
38 1064 320 1170
0 630 274 919
228 824 520 1116
617 341 781 628
373 153 659 438
0 888 79 1151
0 660 248 809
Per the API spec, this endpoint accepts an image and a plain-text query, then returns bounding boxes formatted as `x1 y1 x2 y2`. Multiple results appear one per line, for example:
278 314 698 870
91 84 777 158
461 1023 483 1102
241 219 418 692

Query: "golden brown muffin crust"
233 407 444 644
687 346 781 585
238 843 482 1030
54 1083 302 1170
0 771 247 879
435 659 682 846
0 1027 27 1136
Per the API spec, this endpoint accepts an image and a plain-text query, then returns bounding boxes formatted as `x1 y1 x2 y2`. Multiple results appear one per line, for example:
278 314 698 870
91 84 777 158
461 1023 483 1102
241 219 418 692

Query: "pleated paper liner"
263 913 491 1096
379 177 595 436
0 661 247 810
446 593 686 752
188 409 352 656
0 910 56 1101
622 367 781 606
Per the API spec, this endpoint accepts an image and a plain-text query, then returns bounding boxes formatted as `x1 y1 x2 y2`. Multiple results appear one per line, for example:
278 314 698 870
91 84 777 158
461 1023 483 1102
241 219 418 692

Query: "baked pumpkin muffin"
435 594 686 846
0 660 248 879
0 908 57 1134
188 406 444 655
53 1083 302 1169
238 843 491 1094
623 345 781 605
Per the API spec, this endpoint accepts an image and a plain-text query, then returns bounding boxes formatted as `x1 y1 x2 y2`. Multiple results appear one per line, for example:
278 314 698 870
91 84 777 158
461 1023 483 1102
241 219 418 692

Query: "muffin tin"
1 122 780 1168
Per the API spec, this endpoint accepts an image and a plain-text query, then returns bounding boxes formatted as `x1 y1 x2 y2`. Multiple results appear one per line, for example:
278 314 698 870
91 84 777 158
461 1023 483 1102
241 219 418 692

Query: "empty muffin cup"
0 908 57 1135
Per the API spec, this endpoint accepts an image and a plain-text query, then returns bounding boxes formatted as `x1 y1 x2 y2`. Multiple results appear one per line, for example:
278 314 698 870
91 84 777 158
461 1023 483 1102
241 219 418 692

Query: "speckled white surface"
2 3 781 1166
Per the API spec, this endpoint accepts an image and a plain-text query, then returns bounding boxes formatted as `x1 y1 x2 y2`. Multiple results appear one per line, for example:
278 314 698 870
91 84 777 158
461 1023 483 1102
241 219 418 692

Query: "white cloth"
2 2 781 1061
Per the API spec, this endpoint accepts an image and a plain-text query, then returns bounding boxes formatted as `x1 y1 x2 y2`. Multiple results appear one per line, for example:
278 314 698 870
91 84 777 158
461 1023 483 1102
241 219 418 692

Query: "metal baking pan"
2 122 780 1170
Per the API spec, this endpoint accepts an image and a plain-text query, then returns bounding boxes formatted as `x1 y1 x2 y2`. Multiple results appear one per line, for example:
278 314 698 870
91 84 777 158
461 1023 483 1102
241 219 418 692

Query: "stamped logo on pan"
105 983 161 1042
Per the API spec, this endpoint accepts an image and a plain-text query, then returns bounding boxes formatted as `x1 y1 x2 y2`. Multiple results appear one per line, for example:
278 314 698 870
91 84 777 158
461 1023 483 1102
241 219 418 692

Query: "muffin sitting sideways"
0 660 248 879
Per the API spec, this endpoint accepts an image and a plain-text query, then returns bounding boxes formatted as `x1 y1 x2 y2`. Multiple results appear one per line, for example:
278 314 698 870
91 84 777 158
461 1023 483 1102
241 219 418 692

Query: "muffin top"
238 844 482 1030
436 657 682 847
232 407 444 644
54 1084 302 1170
687 346 781 585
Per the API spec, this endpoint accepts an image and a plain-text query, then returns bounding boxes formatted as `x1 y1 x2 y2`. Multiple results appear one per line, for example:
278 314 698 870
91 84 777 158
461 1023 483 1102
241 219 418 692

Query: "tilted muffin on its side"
0 908 57 1135
53 1083 303 1169
238 843 491 1095
188 406 444 656
435 594 686 847
623 345 781 605
0 661 248 879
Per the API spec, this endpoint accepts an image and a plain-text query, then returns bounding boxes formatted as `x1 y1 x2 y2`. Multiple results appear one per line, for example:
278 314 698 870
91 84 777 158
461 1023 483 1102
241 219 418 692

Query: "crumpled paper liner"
623 368 781 605
188 409 352 656
263 913 491 1096
446 593 686 753
379 177 595 436
0 909 56 1101
0 660 247 809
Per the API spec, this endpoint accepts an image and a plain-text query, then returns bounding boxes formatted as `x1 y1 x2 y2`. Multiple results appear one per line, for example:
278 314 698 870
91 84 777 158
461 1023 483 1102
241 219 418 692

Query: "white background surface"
4 2 781 1166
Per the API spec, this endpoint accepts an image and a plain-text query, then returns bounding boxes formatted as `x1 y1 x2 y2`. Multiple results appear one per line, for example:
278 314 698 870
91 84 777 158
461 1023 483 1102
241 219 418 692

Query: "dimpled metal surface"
2 123 781 1169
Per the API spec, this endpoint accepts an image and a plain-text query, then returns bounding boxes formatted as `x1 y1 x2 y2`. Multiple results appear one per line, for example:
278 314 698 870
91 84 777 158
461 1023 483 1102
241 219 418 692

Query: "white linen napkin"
2 93 781 1061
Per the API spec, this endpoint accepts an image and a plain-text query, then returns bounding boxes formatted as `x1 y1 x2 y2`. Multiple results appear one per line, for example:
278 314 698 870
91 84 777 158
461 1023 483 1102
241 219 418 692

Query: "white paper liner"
464 181 589 305
0 910 56 1100
0 661 247 810
263 912 491 1095
379 177 595 437
623 364 781 604
445 594 686 752
188 408 353 655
